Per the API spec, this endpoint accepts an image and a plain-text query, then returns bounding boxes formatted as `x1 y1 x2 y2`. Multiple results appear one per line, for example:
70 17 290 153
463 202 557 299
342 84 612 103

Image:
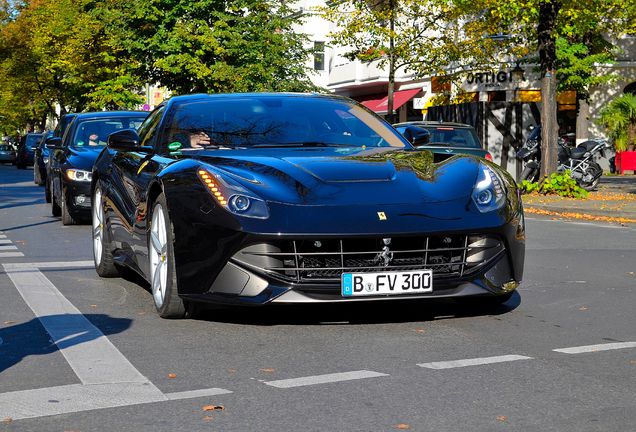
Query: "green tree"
107 0 316 94
598 93 636 152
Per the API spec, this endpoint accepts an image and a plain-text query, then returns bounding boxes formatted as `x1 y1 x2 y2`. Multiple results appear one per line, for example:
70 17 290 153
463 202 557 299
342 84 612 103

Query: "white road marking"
0 252 24 258
0 245 18 250
4 260 94 270
553 342 636 354
0 234 7 238
0 262 232 421
264 370 388 389
0 239 12 245
417 355 533 370
165 388 233 400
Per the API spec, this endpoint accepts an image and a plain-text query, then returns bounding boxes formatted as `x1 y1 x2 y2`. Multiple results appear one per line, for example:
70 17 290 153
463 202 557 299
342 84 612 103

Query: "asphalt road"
1 163 636 432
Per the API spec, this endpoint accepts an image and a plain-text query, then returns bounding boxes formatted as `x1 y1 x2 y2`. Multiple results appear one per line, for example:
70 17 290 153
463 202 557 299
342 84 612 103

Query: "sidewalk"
522 175 636 225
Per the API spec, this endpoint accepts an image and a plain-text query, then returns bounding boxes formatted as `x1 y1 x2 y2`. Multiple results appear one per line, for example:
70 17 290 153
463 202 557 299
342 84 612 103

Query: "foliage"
555 36 616 100
520 171 588 198
108 0 316 94
0 0 144 132
598 93 636 152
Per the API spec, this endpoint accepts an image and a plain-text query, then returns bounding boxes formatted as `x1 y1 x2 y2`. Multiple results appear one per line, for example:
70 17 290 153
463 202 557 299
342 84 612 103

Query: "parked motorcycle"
516 127 612 191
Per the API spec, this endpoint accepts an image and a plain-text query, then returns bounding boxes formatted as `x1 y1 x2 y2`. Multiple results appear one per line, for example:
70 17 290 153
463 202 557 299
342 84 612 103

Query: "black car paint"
16 133 43 168
50 111 149 221
93 93 525 306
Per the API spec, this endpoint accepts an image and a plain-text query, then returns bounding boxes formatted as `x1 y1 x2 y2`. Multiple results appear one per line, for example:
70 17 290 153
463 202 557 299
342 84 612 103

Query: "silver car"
0 144 16 164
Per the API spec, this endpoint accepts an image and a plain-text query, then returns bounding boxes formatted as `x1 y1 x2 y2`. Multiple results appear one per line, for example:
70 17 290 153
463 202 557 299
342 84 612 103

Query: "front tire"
51 184 61 217
93 184 119 277
61 192 78 225
148 193 186 319
45 178 52 203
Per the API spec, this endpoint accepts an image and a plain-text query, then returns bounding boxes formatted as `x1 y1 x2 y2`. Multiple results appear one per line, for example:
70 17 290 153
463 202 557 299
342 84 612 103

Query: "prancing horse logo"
377 211 387 221
376 238 393 267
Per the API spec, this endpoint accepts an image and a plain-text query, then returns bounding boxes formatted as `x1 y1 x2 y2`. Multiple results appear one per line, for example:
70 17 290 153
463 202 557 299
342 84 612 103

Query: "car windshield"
423 127 481 148
164 96 407 150
25 135 41 149
71 117 146 148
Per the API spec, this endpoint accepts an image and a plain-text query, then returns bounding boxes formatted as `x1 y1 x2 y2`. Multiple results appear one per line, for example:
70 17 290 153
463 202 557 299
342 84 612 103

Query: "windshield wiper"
251 142 353 148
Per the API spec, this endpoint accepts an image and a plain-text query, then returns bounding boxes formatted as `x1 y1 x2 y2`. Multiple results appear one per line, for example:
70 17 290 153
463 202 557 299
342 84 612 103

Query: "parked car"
48 111 148 225
393 121 492 162
45 113 78 202
91 93 525 319
0 144 17 164
16 133 43 169
34 131 54 185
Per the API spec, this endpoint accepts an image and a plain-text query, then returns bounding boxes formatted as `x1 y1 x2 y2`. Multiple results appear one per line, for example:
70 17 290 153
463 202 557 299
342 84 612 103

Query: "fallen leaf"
227 369 237 373
260 368 275 373
628 272 634 276
202 405 224 411
412 329 426 333
137 311 146 315
578 306 589 311
2 417 12 423
394 424 410 430
496 416 508 422
167 373 177 379
90 304 97 308
3 321 15 325
202 415 214 422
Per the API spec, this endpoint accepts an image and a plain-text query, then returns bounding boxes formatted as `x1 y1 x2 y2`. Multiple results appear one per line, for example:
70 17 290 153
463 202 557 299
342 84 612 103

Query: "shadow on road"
0 218 59 232
0 314 132 373
191 291 521 326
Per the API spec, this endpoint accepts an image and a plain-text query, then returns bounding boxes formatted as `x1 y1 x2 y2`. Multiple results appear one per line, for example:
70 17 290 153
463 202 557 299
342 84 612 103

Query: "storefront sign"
466 71 513 85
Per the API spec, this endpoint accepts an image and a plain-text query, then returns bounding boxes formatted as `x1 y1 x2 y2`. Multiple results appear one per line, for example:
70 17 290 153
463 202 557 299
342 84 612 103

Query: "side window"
138 106 165 148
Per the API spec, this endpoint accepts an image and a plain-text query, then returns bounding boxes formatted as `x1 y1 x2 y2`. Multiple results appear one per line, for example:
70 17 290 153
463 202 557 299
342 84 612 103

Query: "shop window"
314 42 325 71
518 90 542 102
487 91 506 102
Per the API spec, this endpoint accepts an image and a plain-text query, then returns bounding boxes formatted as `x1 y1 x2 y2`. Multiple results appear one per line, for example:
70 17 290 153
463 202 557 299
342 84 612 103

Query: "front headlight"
197 168 269 219
43 157 49 164
66 169 92 182
472 163 506 213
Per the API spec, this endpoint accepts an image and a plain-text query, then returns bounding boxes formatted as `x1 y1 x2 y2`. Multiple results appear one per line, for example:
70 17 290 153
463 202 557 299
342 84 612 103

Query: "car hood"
66 146 103 170
194 147 480 205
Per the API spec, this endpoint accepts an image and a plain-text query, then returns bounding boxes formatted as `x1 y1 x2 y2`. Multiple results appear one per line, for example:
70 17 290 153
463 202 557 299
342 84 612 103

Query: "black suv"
16 133 43 169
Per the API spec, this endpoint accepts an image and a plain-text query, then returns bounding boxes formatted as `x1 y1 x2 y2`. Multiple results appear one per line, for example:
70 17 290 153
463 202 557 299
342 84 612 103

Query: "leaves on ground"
3 320 15 325
524 207 636 225
578 306 589 311
394 424 410 429
2 417 12 423
202 415 214 421
202 405 224 411
167 373 177 379
412 329 426 333
496 415 508 422
260 368 276 373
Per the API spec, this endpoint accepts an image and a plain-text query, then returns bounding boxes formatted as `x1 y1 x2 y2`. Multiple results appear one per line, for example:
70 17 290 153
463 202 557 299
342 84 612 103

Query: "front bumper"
64 181 92 217
178 225 524 306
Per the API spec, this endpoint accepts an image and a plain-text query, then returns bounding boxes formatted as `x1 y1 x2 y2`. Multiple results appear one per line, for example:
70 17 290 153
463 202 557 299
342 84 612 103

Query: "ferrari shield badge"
377 211 387 221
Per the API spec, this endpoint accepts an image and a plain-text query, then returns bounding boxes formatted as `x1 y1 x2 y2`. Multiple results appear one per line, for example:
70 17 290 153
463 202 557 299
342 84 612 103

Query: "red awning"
360 88 421 113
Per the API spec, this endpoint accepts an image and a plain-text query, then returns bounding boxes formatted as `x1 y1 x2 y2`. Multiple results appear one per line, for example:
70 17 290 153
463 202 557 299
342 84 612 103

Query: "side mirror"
45 137 62 149
399 126 431 147
107 129 151 153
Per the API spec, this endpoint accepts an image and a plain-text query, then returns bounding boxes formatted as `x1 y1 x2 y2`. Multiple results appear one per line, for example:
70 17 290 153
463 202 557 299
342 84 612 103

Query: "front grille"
236 235 504 284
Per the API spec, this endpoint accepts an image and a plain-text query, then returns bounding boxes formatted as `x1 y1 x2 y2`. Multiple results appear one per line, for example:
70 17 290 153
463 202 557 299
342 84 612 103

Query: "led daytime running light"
197 169 228 206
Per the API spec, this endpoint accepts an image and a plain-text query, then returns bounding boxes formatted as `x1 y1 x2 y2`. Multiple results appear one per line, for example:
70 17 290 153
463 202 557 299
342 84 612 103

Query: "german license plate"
341 270 433 297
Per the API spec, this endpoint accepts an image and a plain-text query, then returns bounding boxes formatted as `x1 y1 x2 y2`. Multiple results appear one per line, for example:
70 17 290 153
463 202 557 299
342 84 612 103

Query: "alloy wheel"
92 188 104 266
149 203 168 308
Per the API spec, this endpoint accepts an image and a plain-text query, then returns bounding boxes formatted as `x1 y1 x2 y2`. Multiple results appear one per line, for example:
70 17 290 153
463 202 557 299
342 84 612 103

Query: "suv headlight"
66 169 92 182
197 168 269 219
472 163 506 213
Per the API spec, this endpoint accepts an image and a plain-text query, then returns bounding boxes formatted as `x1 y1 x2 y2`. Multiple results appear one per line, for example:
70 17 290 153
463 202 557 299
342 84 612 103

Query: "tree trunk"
575 97 590 144
538 0 561 179
386 5 395 123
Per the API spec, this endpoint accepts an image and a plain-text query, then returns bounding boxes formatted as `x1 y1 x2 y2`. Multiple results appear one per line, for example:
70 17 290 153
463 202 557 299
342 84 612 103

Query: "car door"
108 108 170 271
